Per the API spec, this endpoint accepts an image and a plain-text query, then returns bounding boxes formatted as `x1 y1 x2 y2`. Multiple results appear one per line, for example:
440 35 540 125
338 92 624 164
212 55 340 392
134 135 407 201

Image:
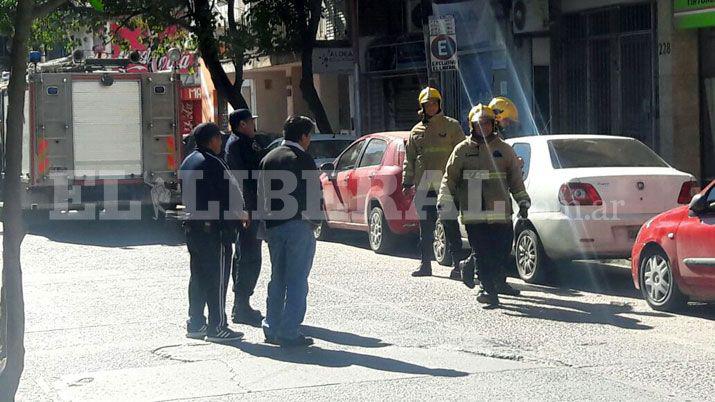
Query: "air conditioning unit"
405 0 424 34
512 0 549 35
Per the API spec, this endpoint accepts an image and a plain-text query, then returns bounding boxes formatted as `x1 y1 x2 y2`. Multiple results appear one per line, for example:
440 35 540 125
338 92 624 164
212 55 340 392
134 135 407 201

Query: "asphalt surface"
9 219 715 401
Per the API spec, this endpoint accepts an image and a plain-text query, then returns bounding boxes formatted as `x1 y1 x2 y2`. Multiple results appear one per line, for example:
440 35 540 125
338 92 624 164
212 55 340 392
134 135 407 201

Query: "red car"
316 132 420 253
631 180 715 311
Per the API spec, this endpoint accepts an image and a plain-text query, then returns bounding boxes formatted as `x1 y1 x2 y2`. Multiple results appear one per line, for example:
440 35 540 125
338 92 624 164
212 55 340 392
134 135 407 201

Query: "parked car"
432 135 698 284
267 134 356 167
631 180 715 311
316 132 419 252
318 133 698 278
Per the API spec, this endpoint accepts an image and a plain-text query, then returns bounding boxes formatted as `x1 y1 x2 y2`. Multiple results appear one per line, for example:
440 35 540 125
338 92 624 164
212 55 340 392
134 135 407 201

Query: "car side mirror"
320 162 335 173
688 194 707 216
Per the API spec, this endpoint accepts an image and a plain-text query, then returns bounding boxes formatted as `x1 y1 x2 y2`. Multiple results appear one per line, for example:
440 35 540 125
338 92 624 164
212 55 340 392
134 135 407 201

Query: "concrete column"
314 74 340 132
658 1 701 178
289 66 311 117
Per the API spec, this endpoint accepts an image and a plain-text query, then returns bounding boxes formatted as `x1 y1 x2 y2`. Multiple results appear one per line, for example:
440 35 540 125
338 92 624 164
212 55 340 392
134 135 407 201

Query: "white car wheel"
433 220 452 266
515 228 548 283
640 249 686 311
368 206 395 254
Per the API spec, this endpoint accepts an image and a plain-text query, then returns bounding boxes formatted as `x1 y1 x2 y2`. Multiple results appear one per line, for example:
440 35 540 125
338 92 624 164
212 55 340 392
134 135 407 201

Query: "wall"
314 74 341 132
657 0 702 178
249 71 289 135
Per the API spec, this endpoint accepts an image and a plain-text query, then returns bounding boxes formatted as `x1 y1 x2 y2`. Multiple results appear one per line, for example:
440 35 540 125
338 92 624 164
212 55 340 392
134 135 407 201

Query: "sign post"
428 15 458 72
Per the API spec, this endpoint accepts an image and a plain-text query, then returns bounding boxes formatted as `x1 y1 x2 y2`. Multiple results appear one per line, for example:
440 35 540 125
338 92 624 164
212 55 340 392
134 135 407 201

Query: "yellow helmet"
468 104 495 123
489 96 519 125
418 87 442 105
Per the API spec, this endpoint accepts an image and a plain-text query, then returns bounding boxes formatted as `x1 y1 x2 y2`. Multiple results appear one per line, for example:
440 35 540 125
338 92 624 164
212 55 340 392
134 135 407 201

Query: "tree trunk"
193 0 248 111
299 49 333 133
299 0 334 134
0 0 34 398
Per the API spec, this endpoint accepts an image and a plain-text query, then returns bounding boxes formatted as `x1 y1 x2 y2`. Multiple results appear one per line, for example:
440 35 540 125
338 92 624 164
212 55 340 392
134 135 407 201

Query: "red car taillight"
559 183 603 206
677 180 700 204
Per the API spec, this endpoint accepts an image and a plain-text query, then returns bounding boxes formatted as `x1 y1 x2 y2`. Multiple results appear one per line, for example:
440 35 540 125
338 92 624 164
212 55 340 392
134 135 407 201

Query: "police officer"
224 108 266 326
438 105 530 307
403 87 466 278
180 122 246 343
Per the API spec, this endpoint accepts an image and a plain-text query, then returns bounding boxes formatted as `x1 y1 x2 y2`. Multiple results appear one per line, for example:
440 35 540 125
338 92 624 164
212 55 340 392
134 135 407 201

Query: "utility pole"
350 0 362 136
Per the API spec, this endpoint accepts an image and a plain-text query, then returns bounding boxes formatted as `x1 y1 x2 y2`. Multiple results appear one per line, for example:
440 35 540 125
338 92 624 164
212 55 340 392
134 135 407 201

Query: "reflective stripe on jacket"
438 135 531 224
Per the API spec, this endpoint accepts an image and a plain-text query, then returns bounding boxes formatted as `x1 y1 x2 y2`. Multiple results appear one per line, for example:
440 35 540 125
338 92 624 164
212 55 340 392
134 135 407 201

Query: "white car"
433 134 698 283
266 134 356 167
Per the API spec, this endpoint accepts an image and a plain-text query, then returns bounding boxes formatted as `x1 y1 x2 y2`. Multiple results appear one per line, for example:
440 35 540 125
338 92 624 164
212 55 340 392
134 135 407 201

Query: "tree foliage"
0 1 102 64
244 0 334 132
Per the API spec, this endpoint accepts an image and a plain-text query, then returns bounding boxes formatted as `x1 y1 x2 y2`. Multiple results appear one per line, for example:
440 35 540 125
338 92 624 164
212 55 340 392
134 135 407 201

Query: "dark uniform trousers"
418 191 463 264
232 221 262 304
186 222 233 329
465 223 513 292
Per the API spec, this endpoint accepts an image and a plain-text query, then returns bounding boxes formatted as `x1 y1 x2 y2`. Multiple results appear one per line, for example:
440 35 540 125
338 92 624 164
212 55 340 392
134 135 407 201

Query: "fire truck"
0 56 183 216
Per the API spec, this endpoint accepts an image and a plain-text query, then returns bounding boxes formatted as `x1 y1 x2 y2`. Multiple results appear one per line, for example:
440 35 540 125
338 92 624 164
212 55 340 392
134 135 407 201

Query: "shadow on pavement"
320 230 420 259
675 303 715 321
498 294 666 330
545 260 641 299
229 340 468 378
25 218 185 247
301 325 392 348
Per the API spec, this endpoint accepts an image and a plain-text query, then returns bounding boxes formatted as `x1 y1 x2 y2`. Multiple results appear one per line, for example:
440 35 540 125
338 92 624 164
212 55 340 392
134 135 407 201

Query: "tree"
0 0 107 396
247 0 334 133
107 0 335 133
101 0 253 110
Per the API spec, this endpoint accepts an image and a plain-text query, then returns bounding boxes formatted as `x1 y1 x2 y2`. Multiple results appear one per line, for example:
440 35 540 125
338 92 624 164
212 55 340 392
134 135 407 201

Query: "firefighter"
464 95 523 296
402 87 466 278
438 104 530 307
489 96 520 138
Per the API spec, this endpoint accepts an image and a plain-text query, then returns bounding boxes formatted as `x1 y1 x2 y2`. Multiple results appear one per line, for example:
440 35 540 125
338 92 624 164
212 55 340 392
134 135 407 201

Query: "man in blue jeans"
258 115 321 347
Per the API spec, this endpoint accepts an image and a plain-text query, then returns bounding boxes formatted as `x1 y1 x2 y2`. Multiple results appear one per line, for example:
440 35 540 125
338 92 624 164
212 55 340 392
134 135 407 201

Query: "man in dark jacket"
259 115 321 347
224 109 266 326
179 122 246 343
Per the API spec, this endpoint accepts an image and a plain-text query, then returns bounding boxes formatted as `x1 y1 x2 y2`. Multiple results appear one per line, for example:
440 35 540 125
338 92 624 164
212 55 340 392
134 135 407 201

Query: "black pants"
465 223 514 292
418 191 464 265
232 221 263 306
186 224 232 329
441 218 466 266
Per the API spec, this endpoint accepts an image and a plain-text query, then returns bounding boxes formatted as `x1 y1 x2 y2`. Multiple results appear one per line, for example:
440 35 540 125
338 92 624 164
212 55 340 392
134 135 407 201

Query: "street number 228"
658 42 671 56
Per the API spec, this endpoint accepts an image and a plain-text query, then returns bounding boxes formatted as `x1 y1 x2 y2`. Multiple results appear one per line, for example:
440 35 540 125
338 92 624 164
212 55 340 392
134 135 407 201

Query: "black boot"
449 265 462 280
411 263 432 277
476 289 499 307
460 259 475 289
232 299 263 327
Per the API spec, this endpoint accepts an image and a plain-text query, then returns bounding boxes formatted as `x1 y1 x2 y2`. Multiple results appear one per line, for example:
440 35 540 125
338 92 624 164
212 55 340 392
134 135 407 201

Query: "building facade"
353 0 714 183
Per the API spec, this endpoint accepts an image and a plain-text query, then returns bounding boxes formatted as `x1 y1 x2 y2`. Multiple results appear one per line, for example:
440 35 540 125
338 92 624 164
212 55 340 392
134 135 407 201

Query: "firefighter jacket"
402 112 465 192
438 134 531 224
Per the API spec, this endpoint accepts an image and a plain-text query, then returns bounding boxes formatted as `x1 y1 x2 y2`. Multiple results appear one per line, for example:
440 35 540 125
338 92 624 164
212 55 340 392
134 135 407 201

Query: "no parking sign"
429 15 458 71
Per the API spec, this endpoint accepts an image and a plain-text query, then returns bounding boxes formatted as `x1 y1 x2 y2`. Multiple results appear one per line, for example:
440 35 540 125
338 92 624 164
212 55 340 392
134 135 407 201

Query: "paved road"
10 219 715 401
